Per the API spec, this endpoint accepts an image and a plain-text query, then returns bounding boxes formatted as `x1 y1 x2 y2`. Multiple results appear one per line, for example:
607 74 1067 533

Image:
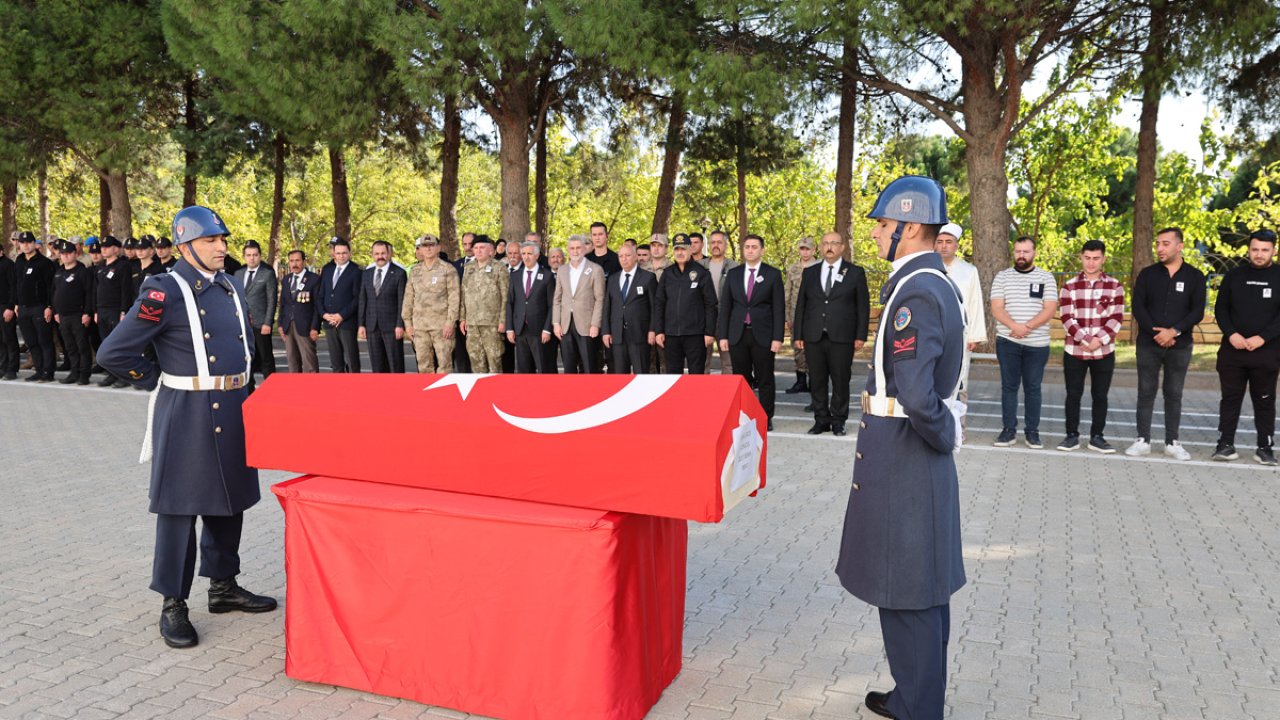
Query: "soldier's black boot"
160 598 199 648
208 577 278 614
785 372 808 394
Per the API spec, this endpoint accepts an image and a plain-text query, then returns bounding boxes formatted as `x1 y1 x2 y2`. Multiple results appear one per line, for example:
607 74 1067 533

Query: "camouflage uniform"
786 257 820 373
460 259 509 373
641 257 671 372
402 259 460 373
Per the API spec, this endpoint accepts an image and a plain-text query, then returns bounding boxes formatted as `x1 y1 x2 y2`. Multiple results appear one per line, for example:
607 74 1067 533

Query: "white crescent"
492 376 681 434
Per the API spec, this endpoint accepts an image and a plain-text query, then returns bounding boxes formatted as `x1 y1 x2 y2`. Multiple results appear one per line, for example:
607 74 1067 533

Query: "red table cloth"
272 475 688 720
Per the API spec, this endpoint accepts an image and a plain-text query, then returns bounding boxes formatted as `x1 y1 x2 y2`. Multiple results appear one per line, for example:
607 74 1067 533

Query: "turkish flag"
245 374 766 522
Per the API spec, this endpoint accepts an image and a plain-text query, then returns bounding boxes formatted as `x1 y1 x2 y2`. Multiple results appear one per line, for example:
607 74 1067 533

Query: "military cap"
56 239 77 254
470 234 494 247
415 233 440 247
124 236 139 249
16 230 38 244
155 236 172 248
136 236 154 249
671 233 691 248
797 237 815 250
100 235 122 248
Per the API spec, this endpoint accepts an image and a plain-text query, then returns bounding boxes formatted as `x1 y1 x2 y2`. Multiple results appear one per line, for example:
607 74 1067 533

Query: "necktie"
375 267 384 294
247 269 255 287
333 265 341 287
524 269 533 298
295 274 302 292
746 269 756 325
824 265 834 295
621 272 631 300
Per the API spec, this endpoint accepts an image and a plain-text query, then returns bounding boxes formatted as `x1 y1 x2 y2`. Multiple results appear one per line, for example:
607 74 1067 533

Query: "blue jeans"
996 337 1050 433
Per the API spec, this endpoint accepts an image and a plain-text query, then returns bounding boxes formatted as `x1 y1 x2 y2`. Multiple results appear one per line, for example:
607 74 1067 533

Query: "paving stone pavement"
2 373 1279 720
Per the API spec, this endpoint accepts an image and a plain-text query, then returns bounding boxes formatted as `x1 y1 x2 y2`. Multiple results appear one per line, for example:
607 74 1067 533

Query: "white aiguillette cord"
139 273 249 463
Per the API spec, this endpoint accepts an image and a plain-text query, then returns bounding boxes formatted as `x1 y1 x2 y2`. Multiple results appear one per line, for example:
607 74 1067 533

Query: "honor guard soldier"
459 235 509 373
836 176 966 720
94 237 132 387
785 237 819 394
14 231 57 381
403 234 461 373
97 206 277 649
52 240 95 384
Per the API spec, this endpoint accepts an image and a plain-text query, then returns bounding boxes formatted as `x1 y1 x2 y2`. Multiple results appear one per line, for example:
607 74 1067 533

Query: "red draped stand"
246 374 766 720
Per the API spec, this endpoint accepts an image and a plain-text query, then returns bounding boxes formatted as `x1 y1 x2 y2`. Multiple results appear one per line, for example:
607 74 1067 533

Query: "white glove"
945 399 966 453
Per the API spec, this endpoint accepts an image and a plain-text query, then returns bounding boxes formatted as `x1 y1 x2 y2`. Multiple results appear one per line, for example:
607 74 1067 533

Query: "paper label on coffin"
245 373 767 522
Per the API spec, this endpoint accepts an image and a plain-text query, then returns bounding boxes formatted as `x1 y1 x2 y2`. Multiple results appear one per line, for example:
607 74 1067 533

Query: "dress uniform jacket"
654 262 717 337
278 271 322 333
97 260 259 517
836 252 966 610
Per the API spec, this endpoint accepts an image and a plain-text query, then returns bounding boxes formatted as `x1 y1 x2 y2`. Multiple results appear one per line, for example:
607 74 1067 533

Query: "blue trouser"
151 513 243 600
881 604 950 720
996 337 1049 433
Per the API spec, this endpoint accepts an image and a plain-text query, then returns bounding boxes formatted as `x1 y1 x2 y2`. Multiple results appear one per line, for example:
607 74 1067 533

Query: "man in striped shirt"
1055 240 1125 453
990 236 1058 449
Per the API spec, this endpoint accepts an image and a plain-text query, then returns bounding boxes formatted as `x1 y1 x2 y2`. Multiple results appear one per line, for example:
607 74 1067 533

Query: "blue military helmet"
867 175 948 225
171 206 232 245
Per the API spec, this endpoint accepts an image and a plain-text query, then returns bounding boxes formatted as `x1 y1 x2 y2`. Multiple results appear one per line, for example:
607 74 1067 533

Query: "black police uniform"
95 254 133 385
53 261 95 383
1215 260 1280 450
0 253 18 378
654 261 718 374
14 250 56 380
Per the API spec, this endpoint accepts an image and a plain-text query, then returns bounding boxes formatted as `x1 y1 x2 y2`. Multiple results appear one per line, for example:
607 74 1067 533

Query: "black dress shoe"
77 376 91 385
865 690 897 718
37 374 54 383
112 380 130 389
766 419 774 432
160 598 199 648
832 424 847 436
24 373 40 382
803 402 815 412
97 375 116 387
209 577 278 614
58 374 77 384
807 422 831 435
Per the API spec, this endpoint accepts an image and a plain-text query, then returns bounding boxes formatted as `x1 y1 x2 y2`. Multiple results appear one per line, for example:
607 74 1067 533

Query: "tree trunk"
37 163 49 242
329 145 351 240
269 134 287 267
104 171 133 239
495 109 532 247
440 93 462 259
835 40 857 260
2 182 16 247
535 113 549 240
183 76 200 207
98 176 112 238
735 123 749 250
1132 2 1167 290
651 93 686 235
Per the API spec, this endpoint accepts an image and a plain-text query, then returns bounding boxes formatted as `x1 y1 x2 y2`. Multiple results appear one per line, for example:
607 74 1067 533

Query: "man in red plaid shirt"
1056 240 1126 453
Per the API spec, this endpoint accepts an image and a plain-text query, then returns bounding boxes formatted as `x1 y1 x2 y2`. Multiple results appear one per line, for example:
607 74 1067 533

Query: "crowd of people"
3 221 1277 460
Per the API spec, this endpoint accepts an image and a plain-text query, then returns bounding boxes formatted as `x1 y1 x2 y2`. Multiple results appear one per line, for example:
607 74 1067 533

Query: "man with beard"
989 236 1058 449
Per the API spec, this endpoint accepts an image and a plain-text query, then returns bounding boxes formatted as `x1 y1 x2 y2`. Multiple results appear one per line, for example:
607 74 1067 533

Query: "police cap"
671 233 691 248
100 235 122 248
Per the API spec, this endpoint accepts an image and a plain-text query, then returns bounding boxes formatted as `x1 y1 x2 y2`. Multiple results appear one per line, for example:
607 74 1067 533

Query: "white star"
423 373 496 400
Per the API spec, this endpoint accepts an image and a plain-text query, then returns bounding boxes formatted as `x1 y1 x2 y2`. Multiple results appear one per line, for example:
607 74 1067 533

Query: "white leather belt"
861 391 909 418
160 371 248 391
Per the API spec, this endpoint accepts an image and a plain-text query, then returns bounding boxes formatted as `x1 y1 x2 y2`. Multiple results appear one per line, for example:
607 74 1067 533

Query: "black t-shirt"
1216 262 1280 344
585 248 621 278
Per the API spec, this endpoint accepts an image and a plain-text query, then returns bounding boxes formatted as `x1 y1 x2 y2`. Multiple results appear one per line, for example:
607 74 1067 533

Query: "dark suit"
716 263 785 419
793 259 870 427
358 263 407 373
234 264 279 388
319 262 361 373
277 271 322 373
835 252 965 720
505 264 556 373
602 266 657 373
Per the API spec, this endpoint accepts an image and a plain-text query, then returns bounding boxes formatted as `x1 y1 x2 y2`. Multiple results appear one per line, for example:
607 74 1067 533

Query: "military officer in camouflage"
403 233 461 373
97 206 277 650
836 176 966 720
785 237 819 394
460 234 509 373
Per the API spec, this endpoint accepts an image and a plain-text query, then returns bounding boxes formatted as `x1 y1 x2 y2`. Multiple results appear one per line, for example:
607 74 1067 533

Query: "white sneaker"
1163 441 1191 461
1124 438 1151 457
